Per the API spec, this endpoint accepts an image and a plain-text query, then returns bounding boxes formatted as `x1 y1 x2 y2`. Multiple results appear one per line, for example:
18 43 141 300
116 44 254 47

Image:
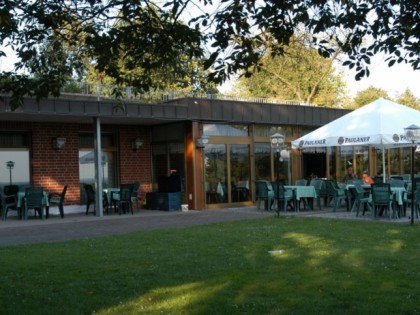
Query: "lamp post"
6 161 15 185
271 133 285 215
404 124 420 225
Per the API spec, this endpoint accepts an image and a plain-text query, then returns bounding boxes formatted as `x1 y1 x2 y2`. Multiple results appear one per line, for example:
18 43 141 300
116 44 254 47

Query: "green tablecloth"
103 188 120 203
285 186 318 200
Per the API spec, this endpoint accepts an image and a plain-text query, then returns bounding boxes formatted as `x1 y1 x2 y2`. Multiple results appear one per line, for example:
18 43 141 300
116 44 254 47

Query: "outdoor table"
285 185 317 210
103 188 120 210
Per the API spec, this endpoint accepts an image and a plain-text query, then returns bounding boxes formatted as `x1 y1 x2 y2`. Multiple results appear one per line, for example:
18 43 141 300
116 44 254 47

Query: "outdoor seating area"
87 182 141 215
1 176 418 223
252 177 419 222
1 184 52 221
0 182 145 221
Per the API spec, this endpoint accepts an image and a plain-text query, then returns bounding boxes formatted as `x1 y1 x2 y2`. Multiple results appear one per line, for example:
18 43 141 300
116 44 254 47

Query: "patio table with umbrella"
291 98 420 182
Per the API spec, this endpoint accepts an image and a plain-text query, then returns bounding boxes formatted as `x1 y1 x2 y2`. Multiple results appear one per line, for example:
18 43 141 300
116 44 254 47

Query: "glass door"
230 144 250 202
204 143 251 205
204 144 227 204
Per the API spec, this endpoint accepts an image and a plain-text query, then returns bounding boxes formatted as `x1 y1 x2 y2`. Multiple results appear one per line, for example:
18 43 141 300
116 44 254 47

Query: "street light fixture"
6 161 15 185
271 133 285 215
196 135 209 149
404 124 420 225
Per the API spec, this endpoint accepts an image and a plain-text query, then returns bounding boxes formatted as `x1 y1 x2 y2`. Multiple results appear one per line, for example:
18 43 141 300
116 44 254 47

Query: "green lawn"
1 216 419 315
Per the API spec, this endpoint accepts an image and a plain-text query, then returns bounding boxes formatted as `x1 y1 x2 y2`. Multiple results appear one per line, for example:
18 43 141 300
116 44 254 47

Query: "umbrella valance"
292 98 420 149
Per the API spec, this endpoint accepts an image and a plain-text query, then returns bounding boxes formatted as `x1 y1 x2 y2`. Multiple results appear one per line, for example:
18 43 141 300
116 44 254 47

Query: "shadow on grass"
0 216 419 314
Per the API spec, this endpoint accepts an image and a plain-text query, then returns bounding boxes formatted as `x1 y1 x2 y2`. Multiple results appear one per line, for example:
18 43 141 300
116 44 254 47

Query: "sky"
341 54 420 99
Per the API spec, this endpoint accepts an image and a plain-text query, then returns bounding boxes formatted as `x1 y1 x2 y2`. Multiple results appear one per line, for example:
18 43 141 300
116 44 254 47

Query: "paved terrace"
0 205 415 247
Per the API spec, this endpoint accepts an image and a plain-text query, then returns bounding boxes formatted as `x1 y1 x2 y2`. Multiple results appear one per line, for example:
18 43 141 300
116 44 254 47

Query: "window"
255 143 271 180
151 124 186 192
0 150 30 187
204 144 227 204
79 134 117 204
254 126 293 138
151 143 185 180
204 124 248 137
0 132 30 186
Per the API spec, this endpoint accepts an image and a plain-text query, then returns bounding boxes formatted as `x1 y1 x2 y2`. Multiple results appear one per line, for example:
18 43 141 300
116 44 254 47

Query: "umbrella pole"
382 147 386 182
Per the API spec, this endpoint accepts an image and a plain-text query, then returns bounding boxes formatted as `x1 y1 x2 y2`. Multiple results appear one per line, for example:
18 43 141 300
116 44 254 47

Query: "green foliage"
0 217 419 314
1 1 419 108
61 81 83 94
353 86 389 108
396 89 420 110
235 35 347 106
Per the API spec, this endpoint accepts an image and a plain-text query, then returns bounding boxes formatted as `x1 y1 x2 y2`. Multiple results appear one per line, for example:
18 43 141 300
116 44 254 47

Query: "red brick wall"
118 127 152 203
2 122 154 206
31 123 80 204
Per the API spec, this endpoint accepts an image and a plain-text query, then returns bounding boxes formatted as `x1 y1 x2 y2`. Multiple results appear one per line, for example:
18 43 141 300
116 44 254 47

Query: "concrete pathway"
0 205 415 246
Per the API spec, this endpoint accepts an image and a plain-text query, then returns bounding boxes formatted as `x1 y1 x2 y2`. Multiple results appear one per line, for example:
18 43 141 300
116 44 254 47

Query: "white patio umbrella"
291 98 420 181
79 151 108 165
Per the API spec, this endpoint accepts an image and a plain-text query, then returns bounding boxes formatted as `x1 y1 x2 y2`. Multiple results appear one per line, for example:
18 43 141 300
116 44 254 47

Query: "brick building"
1 93 353 213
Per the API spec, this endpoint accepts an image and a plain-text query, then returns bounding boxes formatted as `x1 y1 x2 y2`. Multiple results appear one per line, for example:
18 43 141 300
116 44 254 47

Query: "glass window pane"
376 148 385 177
0 133 29 147
254 125 293 138
255 143 271 180
339 146 354 182
169 143 185 192
79 134 115 148
328 147 337 180
204 144 227 204
203 124 248 136
230 144 250 202
389 148 401 176
0 150 30 186
79 150 117 203
152 144 168 183
355 146 369 178
402 147 411 175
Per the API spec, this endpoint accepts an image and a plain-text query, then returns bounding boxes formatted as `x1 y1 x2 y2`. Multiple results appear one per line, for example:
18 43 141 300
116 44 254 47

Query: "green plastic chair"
255 180 274 211
271 182 294 212
84 184 96 215
47 185 67 218
369 183 394 219
23 187 44 220
114 183 134 215
1 187 18 221
351 182 370 216
295 179 307 186
325 180 347 212
406 186 420 219
310 179 328 210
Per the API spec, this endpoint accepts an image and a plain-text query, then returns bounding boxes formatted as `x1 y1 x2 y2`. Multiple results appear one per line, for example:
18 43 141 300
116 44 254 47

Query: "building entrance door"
204 143 251 206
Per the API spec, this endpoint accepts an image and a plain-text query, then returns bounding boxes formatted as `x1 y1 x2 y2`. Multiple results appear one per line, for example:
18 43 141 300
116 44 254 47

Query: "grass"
0 216 419 315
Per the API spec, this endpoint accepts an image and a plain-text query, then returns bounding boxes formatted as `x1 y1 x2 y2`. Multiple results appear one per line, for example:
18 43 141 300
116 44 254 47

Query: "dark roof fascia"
0 95 351 127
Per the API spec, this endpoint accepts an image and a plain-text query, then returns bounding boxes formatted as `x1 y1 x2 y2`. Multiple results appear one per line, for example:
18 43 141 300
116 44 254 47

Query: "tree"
353 86 389 108
234 35 348 106
1 1 419 110
396 89 419 109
